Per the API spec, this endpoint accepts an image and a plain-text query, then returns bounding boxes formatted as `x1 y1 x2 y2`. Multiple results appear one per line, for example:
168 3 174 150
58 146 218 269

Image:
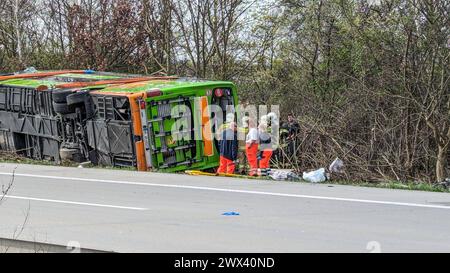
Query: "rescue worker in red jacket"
217 122 238 174
245 119 259 176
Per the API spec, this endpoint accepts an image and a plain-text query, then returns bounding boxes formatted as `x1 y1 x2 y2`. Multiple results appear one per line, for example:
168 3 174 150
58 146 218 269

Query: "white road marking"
2 194 148 211
1 172 449 210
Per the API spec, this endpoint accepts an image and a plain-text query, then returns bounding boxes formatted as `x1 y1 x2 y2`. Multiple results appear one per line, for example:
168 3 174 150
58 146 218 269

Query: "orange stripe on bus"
200 96 214 157
55 76 177 89
129 92 148 171
0 70 87 81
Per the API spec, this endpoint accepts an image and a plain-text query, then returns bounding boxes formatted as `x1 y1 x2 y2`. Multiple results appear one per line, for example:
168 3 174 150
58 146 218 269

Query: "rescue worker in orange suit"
217 122 238 174
245 119 259 176
258 123 273 176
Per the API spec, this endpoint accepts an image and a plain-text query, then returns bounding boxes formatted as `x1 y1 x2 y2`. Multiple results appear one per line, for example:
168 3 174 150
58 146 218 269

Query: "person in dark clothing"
286 113 300 157
217 122 238 174
287 113 300 140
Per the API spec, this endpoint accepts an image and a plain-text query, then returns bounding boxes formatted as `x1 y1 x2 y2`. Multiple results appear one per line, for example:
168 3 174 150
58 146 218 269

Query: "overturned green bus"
0 70 238 173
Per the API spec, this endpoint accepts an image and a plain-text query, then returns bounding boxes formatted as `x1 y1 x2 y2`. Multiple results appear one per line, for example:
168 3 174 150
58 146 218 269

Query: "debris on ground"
269 169 301 181
302 168 327 183
329 157 345 174
77 161 92 168
222 212 240 216
437 178 450 189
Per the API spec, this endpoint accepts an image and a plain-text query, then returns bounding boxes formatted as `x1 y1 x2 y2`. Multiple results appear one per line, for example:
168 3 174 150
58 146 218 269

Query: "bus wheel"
67 90 89 105
52 89 75 103
53 102 75 115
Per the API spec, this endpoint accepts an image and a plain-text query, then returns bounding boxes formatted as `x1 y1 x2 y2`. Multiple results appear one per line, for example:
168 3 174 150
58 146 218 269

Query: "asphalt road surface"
0 162 449 252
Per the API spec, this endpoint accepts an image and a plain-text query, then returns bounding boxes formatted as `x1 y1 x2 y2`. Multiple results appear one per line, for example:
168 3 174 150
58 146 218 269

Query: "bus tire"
52 89 75 103
53 102 74 115
67 91 89 105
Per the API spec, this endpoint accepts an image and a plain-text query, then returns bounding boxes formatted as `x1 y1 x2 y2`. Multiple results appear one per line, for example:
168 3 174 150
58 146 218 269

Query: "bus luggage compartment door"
87 119 135 167
146 96 201 170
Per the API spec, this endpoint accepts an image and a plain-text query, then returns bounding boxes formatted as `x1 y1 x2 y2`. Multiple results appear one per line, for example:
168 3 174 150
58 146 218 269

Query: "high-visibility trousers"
217 156 235 174
259 149 273 176
246 143 258 176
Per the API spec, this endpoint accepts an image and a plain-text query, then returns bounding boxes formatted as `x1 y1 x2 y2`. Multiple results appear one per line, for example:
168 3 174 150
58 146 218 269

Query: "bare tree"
1 167 16 204
400 0 450 182
0 0 39 69
0 167 32 253
171 0 254 79
142 0 174 74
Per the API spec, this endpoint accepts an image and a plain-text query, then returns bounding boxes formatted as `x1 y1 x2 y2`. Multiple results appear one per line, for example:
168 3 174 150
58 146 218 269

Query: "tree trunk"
436 145 448 183
14 0 23 65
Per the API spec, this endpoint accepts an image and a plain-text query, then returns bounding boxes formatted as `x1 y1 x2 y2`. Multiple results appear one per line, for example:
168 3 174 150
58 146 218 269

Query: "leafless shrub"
0 167 31 253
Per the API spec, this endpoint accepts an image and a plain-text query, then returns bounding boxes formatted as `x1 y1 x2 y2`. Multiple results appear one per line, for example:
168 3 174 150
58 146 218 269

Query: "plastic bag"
329 157 345 174
269 170 301 181
303 168 327 183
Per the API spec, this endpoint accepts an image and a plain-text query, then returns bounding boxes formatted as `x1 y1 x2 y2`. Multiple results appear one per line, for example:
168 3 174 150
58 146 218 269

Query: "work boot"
249 169 258 177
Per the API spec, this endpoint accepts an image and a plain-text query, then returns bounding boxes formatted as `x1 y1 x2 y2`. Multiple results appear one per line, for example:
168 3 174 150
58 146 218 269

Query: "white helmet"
226 113 235 123
260 115 268 126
